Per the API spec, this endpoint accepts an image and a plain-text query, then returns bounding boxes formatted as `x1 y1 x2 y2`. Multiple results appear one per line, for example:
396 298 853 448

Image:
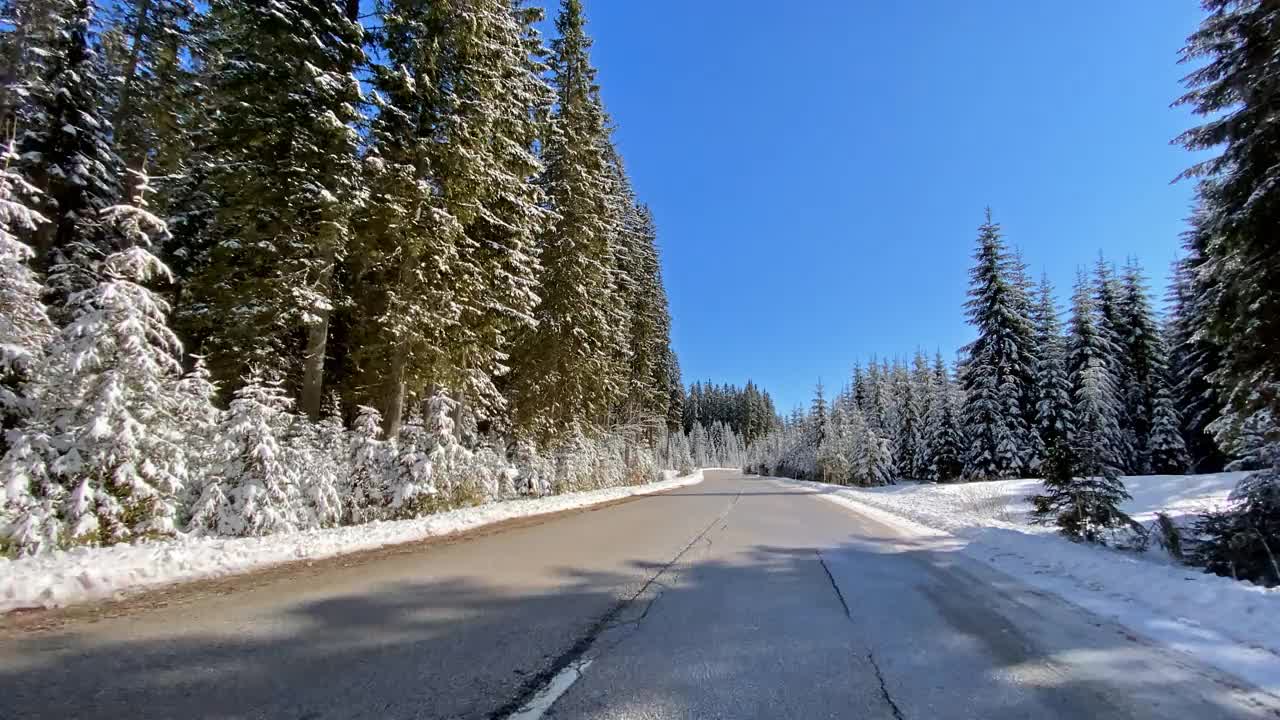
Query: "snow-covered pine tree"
387 411 435 519
1175 1 1280 584
1176 0 1280 437
1010 248 1044 473
171 354 218 514
287 395 347 528
960 210 1035 481
862 424 896 487
1030 432 1137 545
423 0 553 426
1117 259 1171 474
1093 256 1139 473
189 376 302 537
346 405 391 524
613 197 672 430
810 380 828 449
186 0 363 416
1031 272 1138 543
816 400 849 484
0 137 53 449
12 0 122 293
925 351 964 482
1030 273 1073 475
1148 381 1190 475
690 422 709 469
664 351 684 433
1066 270 1124 474
901 352 930 480
509 0 625 443
1167 224 1228 472
2 171 184 553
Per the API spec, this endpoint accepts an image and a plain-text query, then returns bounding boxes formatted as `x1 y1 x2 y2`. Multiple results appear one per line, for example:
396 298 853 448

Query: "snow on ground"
774 472 1280 696
0 469 706 614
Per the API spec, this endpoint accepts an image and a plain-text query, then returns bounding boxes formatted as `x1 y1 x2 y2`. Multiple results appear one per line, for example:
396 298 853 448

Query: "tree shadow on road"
0 520 1272 719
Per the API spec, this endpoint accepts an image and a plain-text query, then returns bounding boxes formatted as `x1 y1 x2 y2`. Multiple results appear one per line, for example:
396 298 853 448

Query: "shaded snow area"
0 470 706 613
775 473 1280 697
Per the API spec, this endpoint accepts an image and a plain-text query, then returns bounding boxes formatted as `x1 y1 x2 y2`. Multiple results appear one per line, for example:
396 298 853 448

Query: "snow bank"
0 470 705 613
778 473 1280 695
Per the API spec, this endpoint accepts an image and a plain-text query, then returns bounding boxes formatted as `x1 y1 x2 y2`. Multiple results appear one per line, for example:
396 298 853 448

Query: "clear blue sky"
546 1 1206 413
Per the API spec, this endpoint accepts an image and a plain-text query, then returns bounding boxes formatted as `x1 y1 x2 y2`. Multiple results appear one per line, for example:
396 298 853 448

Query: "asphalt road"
0 471 1275 719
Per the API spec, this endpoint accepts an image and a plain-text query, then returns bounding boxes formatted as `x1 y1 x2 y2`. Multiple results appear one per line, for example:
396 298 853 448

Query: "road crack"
491 488 743 719
866 651 907 720
817 550 906 720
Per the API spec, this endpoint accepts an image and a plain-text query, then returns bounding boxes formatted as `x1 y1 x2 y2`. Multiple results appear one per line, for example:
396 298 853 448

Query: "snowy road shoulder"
767 475 1280 698
0 470 707 614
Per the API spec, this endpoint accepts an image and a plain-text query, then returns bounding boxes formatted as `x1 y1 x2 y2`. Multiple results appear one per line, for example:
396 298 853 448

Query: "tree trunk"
300 245 335 421
382 343 407 439
114 0 153 199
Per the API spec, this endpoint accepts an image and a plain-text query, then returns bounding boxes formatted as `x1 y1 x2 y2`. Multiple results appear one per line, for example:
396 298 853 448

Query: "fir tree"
189 377 301 537
1093 256 1138 473
1066 271 1124 476
100 0 196 200
960 210 1035 480
2 174 184 553
1148 381 1190 475
1167 225 1228 472
925 352 964 482
1030 274 1073 475
347 405 390 523
12 0 122 288
0 137 53 447
1176 0 1280 431
509 0 625 443
185 0 363 416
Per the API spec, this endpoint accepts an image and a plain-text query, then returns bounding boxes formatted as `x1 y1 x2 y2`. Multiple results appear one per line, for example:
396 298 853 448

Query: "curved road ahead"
1 471 1275 719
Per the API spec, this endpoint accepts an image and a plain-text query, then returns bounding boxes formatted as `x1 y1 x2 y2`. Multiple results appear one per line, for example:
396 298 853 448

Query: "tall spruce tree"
352 0 551 437
1118 259 1177 474
1030 274 1073 472
1066 271 1124 475
925 351 964 482
960 210 1035 480
0 139 53 450
1176 0 1280 428
1167 219 1229 472
509 0 625 443
1175 0 1280 585
12 0 122 288
1093 256 1138 473
1032 271 1135 544
184 0 363 416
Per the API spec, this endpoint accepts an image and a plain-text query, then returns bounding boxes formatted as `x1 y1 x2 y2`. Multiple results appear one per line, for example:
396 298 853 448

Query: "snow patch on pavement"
0 470 705 614
772 473 1280 696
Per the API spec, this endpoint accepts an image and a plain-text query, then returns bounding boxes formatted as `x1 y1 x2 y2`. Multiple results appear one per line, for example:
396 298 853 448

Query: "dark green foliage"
1192 466 1280 587
959 210 1036 480
13 0 122 288
1030 441 1139 544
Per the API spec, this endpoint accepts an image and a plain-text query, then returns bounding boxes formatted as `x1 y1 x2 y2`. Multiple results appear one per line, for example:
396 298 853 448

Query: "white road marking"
508 659 594 720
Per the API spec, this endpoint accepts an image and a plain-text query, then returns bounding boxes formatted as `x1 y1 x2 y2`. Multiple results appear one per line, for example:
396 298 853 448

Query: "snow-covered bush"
386 413 436 519
1193 434 1280 586
346 406 392 523
285 408 345 529
189 378 302 537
